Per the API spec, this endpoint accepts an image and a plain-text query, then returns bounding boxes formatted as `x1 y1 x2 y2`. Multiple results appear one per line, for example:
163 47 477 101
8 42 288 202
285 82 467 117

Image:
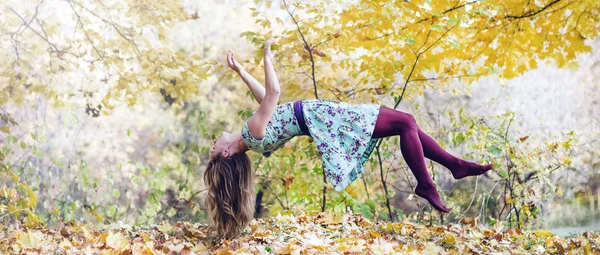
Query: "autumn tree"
1 0 211 226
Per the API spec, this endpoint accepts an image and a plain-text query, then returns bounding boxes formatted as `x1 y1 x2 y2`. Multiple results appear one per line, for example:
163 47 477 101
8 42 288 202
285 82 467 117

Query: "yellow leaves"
157 221 173 233
96 232 108 245
417 227 432 239
26 186 37 209
306 244 329 253
277 242 302 254
0 0 209 110
257 18 271 28
2 211 600 254
528 58 538 70
505 196 515 204
16 230 43 250
550 239 567 253
101 94 115 111
369 231 381 238
106 231 130 251
59 239 74 251
25 211 41 228
534 230 555 238
459 217 477 227
442 233 456 246
160 67 183 81
515 63 528 76
502 66 518 79
282 175 294 190
344 181 363 198
131 241 155 255
78 225 95 242
384 222 404 232
547 142 559 153
85 205 105 223
315 212 344 225
336 238 366 253
556 187 563 197
166 241 187 253
567 61 580 71
8 204 20 217
522 205 531 216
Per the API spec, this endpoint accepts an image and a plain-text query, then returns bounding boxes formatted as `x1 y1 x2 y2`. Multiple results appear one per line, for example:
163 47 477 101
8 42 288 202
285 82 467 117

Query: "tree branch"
410 72 485 82
282 0 326 212
69 0 142 58
376 146 394 221
504 0 562 19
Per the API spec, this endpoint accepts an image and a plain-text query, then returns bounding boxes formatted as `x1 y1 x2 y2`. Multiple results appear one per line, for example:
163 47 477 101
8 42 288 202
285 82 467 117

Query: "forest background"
1 0 600 247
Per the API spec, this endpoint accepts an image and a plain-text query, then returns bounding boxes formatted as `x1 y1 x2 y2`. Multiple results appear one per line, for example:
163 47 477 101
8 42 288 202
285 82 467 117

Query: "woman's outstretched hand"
264 37 275 59
226 50 244 73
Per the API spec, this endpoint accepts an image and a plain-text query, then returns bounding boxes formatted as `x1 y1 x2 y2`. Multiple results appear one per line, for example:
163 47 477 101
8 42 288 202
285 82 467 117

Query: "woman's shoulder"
241 118 268 151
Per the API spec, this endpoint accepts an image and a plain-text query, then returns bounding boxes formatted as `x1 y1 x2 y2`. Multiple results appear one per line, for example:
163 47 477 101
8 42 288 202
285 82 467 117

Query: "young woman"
204 38 493 239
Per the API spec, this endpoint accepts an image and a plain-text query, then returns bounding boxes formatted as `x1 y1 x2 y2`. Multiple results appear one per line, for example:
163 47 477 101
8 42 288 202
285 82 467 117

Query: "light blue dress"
241 99 380 191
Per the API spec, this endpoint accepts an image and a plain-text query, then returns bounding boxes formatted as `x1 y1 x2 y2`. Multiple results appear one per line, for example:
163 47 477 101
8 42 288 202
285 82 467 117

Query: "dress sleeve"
241 120 275 158
241 120 264 150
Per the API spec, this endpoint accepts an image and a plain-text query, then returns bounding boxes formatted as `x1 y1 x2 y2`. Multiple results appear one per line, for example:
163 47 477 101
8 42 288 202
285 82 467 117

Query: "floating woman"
204 37 493 239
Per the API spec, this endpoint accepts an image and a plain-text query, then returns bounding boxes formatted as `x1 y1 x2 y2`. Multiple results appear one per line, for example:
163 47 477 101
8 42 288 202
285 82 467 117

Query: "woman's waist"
293 100 310 136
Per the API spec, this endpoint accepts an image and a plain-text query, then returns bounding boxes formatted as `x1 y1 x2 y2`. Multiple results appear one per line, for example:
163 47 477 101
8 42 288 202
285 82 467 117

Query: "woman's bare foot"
451 160 494 179
415 183 450 213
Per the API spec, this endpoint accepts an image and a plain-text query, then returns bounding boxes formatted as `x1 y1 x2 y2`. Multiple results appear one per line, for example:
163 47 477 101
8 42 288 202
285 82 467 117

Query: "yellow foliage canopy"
241 0 600 104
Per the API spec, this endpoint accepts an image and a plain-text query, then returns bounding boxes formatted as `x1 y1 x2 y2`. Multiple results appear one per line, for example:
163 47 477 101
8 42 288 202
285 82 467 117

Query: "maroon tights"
371 106 493 213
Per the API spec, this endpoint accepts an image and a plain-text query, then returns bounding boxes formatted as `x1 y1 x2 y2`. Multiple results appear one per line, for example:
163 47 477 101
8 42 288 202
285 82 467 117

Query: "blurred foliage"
441 108 578 229
1 0 212 229
0 0 599 238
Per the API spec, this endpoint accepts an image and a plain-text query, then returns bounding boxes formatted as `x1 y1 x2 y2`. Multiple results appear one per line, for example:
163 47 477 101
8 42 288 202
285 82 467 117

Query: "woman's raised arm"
246 38 280 140
261 38 280 96
227 50 266 104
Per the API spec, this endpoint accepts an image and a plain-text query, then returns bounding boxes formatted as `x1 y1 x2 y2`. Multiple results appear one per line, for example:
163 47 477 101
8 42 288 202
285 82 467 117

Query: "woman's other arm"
247 38 280 140
239 70 266 104
227 50 266 104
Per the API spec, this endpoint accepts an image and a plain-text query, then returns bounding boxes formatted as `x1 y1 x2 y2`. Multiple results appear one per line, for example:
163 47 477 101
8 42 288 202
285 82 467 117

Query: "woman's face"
210 131 234 160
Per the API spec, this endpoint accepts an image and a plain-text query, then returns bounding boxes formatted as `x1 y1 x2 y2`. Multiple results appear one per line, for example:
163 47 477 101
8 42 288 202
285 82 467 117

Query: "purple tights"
371 106 493 213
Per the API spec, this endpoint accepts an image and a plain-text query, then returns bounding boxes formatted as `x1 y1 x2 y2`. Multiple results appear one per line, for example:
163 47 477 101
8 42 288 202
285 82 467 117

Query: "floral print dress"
241 99 381 191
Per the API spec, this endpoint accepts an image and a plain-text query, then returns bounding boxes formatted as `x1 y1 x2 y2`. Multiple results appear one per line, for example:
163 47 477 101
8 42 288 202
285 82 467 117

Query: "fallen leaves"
1 211 600 254
106 231 129 251
16 230 43 250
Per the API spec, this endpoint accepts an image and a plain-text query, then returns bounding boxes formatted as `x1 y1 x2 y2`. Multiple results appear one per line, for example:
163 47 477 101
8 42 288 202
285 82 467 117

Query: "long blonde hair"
204 152 255 239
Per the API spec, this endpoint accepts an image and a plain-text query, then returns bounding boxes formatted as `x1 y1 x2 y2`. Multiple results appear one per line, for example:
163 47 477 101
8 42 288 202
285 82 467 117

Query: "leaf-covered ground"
1 212 599 254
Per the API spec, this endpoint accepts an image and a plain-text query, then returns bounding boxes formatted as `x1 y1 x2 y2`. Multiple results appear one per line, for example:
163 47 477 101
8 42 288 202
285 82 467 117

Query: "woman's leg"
372 106 493 179
414 127 494 179
371 106 492 212
371 106 450 212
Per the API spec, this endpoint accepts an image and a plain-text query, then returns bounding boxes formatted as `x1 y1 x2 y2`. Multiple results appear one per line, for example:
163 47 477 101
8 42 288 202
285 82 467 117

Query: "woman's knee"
373 107 418 137
402 113 418 130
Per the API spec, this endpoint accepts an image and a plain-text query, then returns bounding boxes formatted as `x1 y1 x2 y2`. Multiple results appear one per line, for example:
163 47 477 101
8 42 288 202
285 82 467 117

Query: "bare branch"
67 1 105 63
282 0 319 100
410 72 485 82
69 0 142 58
376 146 394 221
504 0 562 19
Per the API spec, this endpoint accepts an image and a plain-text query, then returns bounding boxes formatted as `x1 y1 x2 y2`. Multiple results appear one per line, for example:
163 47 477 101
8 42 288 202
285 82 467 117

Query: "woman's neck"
234 133 249 153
